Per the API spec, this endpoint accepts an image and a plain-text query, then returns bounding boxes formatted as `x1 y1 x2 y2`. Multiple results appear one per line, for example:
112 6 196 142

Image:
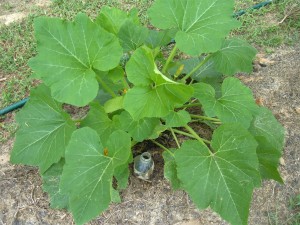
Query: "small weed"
233 0 300 51
268 195 300 225
0 113 17 142
2 3 14 11
288 194 300 225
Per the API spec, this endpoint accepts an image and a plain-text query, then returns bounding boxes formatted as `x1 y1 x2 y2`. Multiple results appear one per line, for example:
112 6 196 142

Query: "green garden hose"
0 98 29 116
234 0 273 17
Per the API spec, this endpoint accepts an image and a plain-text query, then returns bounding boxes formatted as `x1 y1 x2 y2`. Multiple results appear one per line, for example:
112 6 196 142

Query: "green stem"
213 122 222 125
170 128 180 148
122 76 130 90
150 140 174 156
191 114 220 122
173 129 195 139
96 76 117 98
173 128 211 144
131 140 138 147
73 119 82 123
178 103 202 108
182 54 212 82
184 125 211 145
162 44 178 74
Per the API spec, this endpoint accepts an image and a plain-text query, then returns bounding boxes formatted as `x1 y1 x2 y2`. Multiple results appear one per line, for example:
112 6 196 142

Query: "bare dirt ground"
0 1 299 224
0 0 51 25
1 46 299 225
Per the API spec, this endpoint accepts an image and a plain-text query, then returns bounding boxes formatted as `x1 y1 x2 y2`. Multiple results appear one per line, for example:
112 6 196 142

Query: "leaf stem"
122 76 130 90
182 54 212 82
162 44 178 74
172 129 195 138
178 103 202 108
184 125 211 145
173 128 211 145
150 140 174 156
170 128 180 148
96 76 117 98
191 114 220 122
131 140 138 147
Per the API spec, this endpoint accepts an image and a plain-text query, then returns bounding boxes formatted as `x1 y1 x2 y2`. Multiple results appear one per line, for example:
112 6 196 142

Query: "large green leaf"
81 102 116 141
96 6 139 35
10 85 76 173
29 13 123 106
193 77 258 128
179 57 222 82
256 137 283 183
162 149 181 190
104 96 124 114
42 159 69 209
148 0 240 55
145 30 173 49
124 47 193 119
249 107 284 182
113 153 133 190
116 111 160 142
250 107 285 151
96 6 128 35
60 128 131 225
118 20 149 52
164 110 191 128
210 39 257 75
175 124 260 225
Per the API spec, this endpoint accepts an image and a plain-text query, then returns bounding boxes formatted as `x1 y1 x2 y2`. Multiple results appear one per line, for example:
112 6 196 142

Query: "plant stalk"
131 140 138 147
191 114 221 122
122 77 130 90
173 128 211 145
184 125 211 145
96 76 117 98
150 140 174 156
162 44 178 74
170 128 180 148
182 54 212 82
179 103 202 108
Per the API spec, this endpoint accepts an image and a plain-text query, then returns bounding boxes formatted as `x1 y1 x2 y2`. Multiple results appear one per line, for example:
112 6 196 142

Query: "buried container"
134 152 154 181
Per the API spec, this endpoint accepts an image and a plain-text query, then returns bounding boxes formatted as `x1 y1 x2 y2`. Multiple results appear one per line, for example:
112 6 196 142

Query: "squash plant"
10 0 285 224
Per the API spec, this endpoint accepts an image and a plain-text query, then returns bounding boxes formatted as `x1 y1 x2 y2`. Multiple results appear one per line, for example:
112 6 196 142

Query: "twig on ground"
278 3 300 24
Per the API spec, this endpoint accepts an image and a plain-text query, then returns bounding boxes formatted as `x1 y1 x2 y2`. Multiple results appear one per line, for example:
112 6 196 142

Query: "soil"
0 0 51 25
0 2 300 225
